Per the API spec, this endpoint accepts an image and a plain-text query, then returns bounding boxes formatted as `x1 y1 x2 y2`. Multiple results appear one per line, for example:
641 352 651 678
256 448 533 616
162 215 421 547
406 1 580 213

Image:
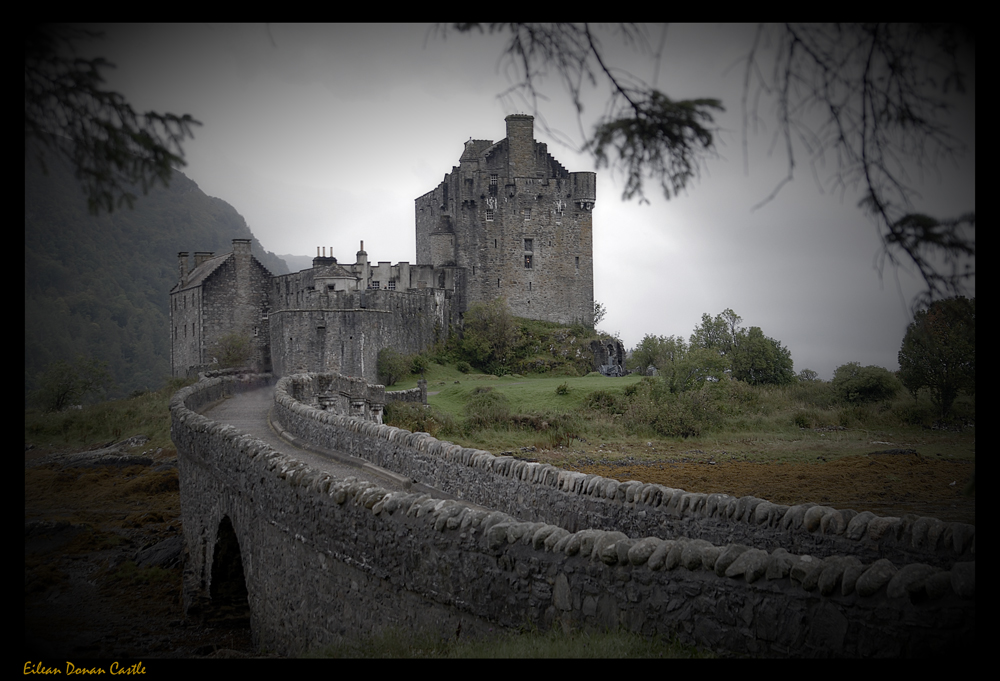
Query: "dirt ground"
24 439 974 660
564 451 975 526
24 444 261 660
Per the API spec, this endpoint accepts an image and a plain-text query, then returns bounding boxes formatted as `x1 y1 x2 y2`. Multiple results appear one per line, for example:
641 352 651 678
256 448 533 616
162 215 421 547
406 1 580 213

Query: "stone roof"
313 262 358 279
170 252 231 294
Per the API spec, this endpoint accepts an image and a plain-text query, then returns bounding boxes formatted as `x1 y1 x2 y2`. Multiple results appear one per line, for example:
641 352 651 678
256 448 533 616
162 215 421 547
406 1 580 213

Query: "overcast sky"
76 23 975 380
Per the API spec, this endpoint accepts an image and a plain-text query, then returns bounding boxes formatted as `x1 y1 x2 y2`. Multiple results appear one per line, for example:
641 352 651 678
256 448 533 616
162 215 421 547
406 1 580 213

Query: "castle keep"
171 116 598 382
416 114 596 325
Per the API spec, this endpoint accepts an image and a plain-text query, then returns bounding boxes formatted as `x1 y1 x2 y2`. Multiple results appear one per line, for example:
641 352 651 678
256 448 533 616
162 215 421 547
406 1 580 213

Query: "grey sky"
79 23 975 380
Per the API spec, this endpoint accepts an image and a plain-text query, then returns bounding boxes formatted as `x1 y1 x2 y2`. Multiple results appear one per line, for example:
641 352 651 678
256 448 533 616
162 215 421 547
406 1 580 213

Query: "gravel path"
202 385 444 497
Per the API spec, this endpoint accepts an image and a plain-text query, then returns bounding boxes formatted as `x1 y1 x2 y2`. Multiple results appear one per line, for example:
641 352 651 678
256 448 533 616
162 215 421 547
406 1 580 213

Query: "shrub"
832 362 901 404
211 332 253 369
383 402 457 437
586 389 622 414
456 361 472 374
464 387 512 431
30 356 114 412
410 353 430 376
555 382 570 395
651 399 702 438
377 348 409 386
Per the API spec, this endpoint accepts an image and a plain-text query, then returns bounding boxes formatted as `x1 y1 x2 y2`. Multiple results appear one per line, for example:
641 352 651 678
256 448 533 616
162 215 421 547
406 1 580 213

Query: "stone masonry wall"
172 374 975 657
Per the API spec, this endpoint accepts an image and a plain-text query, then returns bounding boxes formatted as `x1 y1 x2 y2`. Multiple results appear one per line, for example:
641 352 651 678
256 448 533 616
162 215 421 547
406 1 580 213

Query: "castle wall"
268 289 449 382
170 280 203 377
171 374 976 658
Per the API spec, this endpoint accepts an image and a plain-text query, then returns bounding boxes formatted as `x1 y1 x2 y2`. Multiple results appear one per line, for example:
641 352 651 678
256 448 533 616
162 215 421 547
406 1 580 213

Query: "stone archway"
206 516 252 631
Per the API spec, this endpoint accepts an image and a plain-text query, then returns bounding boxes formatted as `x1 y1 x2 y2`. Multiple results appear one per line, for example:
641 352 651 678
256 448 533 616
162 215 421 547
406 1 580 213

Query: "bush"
456 361 472 374
410 353 430 375
832 362 901 404
555 382 570 395
383 402 457 437
377 348 409 386
30 356 114 412
211 332 253 369
464 387 512 431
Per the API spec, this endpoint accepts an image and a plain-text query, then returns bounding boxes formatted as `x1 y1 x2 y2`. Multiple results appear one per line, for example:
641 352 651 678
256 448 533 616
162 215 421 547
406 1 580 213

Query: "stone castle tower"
415 114 596 326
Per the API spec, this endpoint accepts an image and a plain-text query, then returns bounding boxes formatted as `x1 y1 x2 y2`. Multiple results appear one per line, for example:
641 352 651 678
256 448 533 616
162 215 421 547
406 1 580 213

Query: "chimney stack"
178 252 189 286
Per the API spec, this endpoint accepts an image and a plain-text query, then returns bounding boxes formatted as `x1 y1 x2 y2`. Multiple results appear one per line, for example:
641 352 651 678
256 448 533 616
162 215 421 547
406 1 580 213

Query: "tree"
690 309 794 386
832 362 902 404
210 332 252 369
593 301 607 327
443 23 974 306
797 368 819 382
24 25 201 214
731 326 795 386
629 333 685 373
377 347 409 387
897 296 975 418
689 309 742 358
30 356 114 412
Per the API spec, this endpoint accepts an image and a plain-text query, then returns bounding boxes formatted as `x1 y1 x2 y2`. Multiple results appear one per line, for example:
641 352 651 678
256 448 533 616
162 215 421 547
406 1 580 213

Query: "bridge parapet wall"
274 374 975 569
172 373 975 657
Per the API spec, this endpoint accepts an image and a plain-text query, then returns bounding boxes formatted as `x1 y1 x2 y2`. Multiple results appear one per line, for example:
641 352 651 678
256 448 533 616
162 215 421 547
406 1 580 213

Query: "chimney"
178 252 189 286
505 114 535 178
313 245 336 269
193 251 214 268
232 238 251 257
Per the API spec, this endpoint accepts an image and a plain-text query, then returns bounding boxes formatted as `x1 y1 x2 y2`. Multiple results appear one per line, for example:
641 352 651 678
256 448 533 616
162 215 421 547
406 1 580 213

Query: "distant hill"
25 153 289 401
277 254 315 274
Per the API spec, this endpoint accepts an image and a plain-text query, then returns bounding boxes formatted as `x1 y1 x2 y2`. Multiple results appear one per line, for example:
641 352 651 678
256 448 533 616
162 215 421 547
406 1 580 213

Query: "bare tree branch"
24 25 201 214
441 23 974 305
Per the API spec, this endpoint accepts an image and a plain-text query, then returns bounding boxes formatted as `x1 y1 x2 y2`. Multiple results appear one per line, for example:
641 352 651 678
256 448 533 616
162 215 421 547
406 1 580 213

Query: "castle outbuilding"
170 116 602 383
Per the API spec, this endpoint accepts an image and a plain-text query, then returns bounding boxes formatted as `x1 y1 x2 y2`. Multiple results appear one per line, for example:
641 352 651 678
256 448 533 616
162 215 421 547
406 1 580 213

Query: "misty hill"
25 153 289 401
277 254 315 273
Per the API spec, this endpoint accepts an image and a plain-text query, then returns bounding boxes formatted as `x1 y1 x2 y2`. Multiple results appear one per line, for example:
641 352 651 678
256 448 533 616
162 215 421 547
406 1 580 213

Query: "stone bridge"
170 372 975 657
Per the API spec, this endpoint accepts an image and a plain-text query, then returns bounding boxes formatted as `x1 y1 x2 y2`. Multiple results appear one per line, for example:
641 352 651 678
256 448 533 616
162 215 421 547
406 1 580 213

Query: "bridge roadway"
201 384 468 501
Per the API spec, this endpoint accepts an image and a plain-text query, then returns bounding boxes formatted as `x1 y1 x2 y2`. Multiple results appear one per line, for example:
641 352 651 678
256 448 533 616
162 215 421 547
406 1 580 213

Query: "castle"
170 115 602 383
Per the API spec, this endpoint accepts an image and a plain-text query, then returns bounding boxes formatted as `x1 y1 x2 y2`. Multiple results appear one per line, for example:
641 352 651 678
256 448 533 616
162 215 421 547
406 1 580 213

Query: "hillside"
25 153 289 400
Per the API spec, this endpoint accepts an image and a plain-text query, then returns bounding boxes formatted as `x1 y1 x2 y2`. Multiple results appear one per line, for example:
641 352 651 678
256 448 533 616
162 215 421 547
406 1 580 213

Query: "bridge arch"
206 516 252 629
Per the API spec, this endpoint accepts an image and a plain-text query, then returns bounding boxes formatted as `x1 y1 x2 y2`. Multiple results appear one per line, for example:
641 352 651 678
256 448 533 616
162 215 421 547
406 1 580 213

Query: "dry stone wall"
172 373 976 657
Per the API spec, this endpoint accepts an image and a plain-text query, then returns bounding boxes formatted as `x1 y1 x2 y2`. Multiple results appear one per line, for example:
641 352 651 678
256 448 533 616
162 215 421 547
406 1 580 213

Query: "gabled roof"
170 250 273 294
313 262 358 279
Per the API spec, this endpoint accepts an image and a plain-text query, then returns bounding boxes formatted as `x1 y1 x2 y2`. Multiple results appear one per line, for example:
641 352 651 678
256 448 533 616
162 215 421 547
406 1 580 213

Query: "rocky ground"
24 439 261 660
24 435 974 660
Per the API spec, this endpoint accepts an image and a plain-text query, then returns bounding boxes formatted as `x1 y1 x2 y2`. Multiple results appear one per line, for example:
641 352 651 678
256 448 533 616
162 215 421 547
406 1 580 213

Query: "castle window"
388 280 396 290
490 174 498 186
576 256 580 270
524 238 533 252
372 280 380 290
486 208 494 221
524 254 532 269
523 208 531 221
